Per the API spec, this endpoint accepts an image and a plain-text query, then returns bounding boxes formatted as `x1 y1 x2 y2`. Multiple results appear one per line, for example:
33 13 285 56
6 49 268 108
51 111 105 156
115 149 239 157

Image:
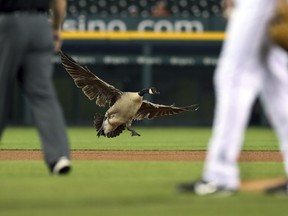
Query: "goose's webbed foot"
131 130 141 136
127 126 141 136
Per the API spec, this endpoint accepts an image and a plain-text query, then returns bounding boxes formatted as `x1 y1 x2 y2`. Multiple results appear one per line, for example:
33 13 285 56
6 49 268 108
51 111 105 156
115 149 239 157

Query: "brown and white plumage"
59 50 199 138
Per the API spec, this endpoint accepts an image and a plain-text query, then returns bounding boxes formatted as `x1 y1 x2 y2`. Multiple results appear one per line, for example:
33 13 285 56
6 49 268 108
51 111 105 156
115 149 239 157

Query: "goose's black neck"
138 88 149 97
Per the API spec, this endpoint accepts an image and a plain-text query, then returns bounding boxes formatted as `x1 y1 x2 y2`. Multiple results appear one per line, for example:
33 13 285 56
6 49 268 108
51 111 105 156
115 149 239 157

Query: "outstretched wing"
134 101 199 120
59 50 122 107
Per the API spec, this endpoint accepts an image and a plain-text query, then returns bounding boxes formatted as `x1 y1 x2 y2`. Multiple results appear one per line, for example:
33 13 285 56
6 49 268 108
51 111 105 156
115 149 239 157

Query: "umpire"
0 0 71 175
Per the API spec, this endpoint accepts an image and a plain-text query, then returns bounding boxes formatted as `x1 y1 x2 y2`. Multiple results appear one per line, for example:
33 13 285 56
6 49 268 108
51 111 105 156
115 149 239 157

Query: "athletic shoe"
177 180 236 196
265 181 288 195
50 156 71 175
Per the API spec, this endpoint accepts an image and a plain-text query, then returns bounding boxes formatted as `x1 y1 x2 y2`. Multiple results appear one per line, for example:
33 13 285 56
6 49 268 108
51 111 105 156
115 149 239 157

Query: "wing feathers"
82 85 97 100
59 50 122 107
134 102 199 120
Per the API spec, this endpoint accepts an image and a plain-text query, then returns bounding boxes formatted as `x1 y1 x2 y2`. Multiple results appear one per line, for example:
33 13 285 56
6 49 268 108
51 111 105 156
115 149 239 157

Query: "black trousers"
0 13 70 167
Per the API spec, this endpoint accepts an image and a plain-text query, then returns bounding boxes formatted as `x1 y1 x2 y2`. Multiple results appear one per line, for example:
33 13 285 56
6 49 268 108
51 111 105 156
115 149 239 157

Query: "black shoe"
50 156 71 175
265 181 288 195
177 180 236 196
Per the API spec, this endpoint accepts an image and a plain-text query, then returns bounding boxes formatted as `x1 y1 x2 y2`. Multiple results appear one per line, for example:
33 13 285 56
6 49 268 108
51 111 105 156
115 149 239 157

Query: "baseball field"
1 126 287 216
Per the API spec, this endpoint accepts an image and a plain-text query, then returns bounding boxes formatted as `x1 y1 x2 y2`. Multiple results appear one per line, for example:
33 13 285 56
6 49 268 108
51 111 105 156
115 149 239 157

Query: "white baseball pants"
202 0 288 189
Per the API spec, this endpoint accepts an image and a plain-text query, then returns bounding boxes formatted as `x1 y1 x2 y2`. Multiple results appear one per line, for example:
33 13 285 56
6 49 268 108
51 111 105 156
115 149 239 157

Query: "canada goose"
59 50 199 138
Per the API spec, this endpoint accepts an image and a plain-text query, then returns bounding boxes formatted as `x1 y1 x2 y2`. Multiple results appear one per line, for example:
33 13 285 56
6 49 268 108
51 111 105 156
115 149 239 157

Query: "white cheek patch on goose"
149 88 154 94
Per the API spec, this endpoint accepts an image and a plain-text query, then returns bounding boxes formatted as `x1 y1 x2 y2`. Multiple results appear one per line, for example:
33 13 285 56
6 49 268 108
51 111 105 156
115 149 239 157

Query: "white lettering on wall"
63 18 204 32
107 20 127 31
154 20 174 32
138 20 154 31
78 15 86 31
137 19 203 32
88 20 106 31
174 20 203 32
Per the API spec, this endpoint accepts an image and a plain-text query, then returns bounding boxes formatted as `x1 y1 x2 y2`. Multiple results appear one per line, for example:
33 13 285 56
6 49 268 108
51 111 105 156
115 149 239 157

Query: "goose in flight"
59 50 199 138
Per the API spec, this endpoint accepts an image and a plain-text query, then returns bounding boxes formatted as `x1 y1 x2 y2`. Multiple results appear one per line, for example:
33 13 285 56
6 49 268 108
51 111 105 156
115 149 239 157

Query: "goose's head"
138 87 160 97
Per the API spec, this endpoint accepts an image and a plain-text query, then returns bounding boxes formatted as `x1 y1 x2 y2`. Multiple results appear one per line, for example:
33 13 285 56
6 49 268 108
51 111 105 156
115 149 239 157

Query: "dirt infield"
0 150 283 161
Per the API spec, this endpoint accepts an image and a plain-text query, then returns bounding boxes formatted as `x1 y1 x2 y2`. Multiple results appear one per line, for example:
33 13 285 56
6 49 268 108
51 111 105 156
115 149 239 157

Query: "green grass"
0 126 287 216
0 161 287 216
0 126 279 150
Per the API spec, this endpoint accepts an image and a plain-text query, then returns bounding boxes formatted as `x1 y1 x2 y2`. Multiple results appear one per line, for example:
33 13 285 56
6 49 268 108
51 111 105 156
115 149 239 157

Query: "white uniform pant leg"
261 45 288 177
202 0 277 189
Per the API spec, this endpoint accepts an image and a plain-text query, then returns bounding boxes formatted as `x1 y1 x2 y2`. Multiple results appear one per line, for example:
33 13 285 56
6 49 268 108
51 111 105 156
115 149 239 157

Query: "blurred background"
8 0 264 127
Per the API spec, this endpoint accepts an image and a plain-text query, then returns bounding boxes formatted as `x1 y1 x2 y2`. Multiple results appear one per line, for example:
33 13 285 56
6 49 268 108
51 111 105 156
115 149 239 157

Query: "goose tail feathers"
93 113 106 137
93 113 126 138
106 124 126 138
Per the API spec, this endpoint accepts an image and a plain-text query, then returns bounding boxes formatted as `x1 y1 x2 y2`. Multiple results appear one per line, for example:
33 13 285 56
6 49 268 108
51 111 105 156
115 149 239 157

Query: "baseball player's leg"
20 17 70 168
202 0 276 189
0 15 24 141
260 45 288 177
0 50 11 140
23 52 70 166
203 64 261 189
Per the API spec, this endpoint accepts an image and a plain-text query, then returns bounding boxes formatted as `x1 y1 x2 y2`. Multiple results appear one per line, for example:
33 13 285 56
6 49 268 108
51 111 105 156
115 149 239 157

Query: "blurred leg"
22 51 70 166
202 0 276 189
0 15 23 141
261 45 288 177
203 65 261 189
21 17 70 166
